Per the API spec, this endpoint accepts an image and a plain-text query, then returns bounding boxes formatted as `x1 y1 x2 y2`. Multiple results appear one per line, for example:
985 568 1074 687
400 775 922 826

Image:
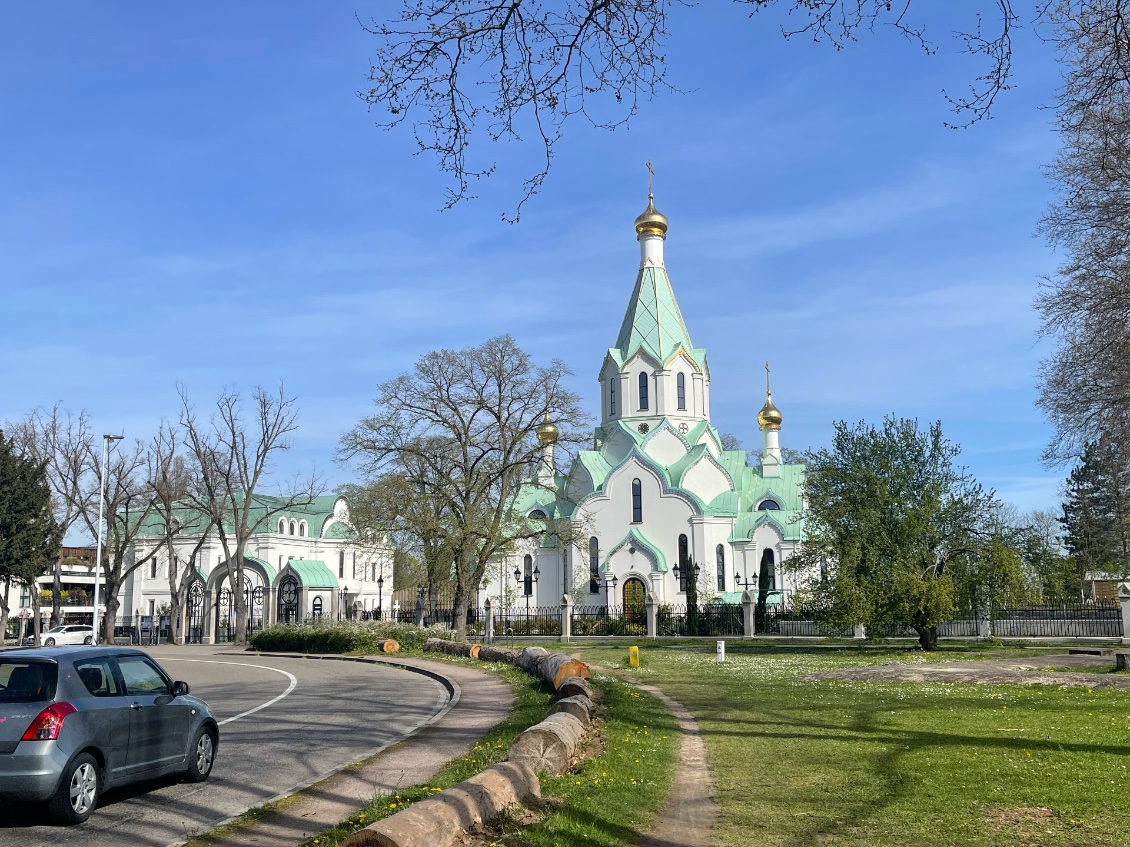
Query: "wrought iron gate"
215 574 264 643
186 581 205 644
278 575 299 624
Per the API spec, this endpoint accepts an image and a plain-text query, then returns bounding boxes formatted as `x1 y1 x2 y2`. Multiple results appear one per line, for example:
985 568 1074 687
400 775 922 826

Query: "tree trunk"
102 576 122 644
0 577 9 644
916 624 939 651
232 553 248 644
50 560 63 628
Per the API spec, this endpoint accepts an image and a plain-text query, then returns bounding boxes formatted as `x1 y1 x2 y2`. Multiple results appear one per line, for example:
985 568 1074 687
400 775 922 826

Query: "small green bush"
249 619 456 654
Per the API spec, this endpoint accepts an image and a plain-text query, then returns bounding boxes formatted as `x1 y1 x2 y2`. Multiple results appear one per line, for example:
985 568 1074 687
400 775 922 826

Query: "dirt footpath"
809 652 1130 689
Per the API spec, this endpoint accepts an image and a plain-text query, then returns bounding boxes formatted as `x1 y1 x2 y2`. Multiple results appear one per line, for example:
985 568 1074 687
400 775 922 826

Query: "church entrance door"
622 577 646 625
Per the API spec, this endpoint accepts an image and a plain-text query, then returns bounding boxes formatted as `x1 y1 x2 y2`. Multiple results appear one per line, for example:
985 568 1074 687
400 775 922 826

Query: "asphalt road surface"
0 646 451 846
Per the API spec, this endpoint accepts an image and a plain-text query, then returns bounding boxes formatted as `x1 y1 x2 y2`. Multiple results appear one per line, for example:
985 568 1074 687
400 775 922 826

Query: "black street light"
376 572 384 620
514 564 540 631
734 571 757 592
672 561 700 592
339 585 350 621
602 572 619 615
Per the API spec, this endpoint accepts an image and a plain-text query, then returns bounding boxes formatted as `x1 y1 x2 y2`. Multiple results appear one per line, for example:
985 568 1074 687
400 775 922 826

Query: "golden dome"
634 194 669 237
758 393 782 430
536 414 559 446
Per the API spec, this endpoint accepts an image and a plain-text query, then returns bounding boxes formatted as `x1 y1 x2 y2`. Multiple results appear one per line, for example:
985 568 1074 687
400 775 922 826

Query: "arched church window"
757 499 780 511
278 519 286 534
677 373 686 410
299 521 307 537
289 520 297 535
523 554 533 596
610 379 616 415
529 509 546 521
312 596 323 618
716 544 725 591
759 548 776 590
631 479 642 523
678 534 689 592
338 550 345 578
589 537 600 594
638 372 649 410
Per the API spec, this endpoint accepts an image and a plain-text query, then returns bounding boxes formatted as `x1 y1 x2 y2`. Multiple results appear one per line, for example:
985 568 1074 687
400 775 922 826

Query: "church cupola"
536 409 558 485
634 160 668 268
759 363 783 478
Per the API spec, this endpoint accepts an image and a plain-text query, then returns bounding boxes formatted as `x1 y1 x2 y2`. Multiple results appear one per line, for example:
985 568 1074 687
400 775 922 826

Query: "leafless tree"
148 422 212 645
7 406 96 627
1038 1 1130 462
340 334 589 638
83 437 162 644
179 385 321 644
362 1 1021 218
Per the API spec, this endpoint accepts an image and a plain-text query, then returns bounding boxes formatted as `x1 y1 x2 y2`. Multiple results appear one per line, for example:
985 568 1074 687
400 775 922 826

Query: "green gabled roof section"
135 493 354 540
612 265 707 372
708 490 740 515
577 451 613 492
284 559 338 588
667 443 735 493
241 557 276 582
603 527 669 574
729 509 804 543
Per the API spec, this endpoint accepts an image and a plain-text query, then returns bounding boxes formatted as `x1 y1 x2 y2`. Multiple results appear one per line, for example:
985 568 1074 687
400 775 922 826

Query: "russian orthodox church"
492 187 805 611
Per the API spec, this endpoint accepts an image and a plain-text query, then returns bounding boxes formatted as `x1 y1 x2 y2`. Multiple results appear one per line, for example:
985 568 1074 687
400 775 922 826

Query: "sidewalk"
167 652 515 847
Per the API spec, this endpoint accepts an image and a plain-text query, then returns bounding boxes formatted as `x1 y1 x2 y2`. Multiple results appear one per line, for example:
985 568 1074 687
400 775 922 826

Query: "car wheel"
44 637 55 646
184 727 216 783
48 752 101 825
83 636 92 645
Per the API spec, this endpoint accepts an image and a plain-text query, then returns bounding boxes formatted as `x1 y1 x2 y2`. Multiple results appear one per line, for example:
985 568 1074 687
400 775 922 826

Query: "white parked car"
24 625 95 647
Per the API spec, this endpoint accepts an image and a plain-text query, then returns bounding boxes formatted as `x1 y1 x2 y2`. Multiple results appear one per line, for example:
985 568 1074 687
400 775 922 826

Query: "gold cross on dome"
765 361 771 395
646 159 654 198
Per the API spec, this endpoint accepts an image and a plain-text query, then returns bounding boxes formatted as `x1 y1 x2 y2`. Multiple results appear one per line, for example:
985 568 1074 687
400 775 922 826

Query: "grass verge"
567 641 1130 847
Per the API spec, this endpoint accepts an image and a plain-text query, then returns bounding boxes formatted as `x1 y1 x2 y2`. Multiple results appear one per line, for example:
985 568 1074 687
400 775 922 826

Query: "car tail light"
21 702 77 741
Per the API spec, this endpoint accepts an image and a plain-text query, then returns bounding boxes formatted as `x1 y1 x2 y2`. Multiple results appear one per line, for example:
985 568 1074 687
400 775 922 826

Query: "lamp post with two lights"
92 432 124 644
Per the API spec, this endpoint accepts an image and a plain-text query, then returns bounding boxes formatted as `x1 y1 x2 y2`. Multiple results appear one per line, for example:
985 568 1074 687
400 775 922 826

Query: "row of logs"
344 641 597 846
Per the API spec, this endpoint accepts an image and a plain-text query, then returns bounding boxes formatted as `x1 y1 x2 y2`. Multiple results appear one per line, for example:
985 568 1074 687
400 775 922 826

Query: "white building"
126 494 392 642
487 191 806 611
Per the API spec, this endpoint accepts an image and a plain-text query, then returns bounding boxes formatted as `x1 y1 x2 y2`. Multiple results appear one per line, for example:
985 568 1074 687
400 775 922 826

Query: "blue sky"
0 3 1066 514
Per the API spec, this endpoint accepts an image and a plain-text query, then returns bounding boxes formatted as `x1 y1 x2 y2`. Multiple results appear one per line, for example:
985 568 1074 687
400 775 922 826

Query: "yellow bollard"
628 645 640 667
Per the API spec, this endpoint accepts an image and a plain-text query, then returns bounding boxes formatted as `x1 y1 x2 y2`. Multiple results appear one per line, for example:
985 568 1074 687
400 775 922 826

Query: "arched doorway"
186 581 205 644
278 575 299 624
215 574 265 643
622 577 647 624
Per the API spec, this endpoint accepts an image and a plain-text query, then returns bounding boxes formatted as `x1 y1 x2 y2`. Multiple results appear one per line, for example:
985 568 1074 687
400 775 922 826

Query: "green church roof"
284 559 338 588
610 265 708 371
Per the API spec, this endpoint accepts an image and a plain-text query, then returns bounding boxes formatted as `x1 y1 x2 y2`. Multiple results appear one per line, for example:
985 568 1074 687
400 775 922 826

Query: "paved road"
0 646 451 846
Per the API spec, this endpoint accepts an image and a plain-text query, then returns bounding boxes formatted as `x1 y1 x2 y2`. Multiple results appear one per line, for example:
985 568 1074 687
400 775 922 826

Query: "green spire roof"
613 266 705 369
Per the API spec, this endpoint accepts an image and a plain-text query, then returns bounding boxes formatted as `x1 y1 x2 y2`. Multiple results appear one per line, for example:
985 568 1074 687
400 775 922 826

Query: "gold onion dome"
634 194 669 237
758 393 783 429
536 413 559 445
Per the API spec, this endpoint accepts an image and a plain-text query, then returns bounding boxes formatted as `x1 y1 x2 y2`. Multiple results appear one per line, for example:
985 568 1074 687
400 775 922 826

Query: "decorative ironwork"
278 575 299 624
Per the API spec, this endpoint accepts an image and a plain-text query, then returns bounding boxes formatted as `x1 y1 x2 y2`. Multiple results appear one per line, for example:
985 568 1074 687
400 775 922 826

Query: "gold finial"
536 385 559 446
758 362 783 430
634 159 668 237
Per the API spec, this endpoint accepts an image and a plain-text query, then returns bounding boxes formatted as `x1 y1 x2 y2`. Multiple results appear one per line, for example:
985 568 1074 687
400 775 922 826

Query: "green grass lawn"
567 642 1130 847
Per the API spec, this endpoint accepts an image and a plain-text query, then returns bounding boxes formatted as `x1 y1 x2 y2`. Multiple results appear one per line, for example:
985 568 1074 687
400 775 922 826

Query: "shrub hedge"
248 619 457 654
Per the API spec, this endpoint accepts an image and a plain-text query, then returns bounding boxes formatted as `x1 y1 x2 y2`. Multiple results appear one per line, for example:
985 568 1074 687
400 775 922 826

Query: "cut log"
549 694 593 726
376 639 400 653
477 645 518 664
508 712 585 776
423 638 446 654
538 653 591 690
556 676 594 701
468 644 481 659
516 646 549 676
341 762 540 847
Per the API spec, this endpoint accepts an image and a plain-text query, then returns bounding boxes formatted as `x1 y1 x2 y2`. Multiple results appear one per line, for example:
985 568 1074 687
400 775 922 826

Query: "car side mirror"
172 680 190 697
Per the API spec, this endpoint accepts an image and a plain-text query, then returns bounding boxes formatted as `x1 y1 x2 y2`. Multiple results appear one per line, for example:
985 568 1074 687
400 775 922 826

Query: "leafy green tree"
798 417 995 650
0 431 62 643
1060 437 1130 583
340 335 588 639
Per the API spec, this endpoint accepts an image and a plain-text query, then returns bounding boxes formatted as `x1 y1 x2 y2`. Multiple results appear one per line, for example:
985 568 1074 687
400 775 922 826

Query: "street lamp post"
339 585 349 621
602 573 619 616
513 564 540 633
376 573 384 620
734 571 758 592
92 433 123 644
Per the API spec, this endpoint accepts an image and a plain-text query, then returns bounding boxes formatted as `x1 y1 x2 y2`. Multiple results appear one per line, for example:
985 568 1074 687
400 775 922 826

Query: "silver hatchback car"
0 646 219 824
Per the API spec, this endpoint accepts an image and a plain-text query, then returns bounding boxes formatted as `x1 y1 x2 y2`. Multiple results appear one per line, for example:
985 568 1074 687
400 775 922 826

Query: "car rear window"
0 660 58 703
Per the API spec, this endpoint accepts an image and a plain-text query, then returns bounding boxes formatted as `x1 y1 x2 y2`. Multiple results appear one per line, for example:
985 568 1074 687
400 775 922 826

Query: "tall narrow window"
278 519 286 534
638 372 649 410
677 373 686 410
610 379 617 415
759 548 776 591
716 544 725 591
523 554 533 596
150 556 158 579
631 478 643 523
678 534 689 592
289 520 297 536
338 550 345 578
589 537 600 593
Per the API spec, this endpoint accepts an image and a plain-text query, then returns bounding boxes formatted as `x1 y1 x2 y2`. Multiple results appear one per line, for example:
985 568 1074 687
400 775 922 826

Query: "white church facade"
487 191 806 612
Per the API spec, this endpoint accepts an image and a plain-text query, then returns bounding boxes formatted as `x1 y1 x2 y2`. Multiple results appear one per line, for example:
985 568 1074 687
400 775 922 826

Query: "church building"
492 189 806 611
